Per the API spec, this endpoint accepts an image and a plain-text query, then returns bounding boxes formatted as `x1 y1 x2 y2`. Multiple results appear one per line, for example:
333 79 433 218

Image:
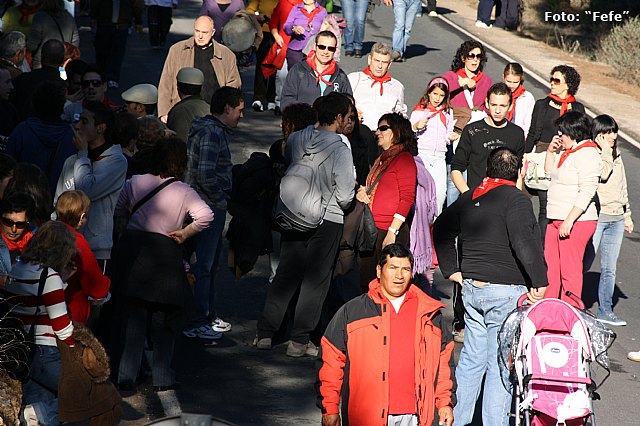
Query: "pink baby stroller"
499 297 615 426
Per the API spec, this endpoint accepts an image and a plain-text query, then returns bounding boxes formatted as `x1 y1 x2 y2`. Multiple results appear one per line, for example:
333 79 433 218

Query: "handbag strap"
130 178 178 217
27 268 49 341
366 164 390 196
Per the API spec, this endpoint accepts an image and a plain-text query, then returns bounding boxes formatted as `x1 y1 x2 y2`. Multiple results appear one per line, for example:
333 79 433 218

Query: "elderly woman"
544 111 600 307
112 137 213 392
526 65 585 243
2 220 77 425
357 112 417 290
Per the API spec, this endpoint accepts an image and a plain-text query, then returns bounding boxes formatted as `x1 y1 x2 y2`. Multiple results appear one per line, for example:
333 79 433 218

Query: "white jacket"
348 71 407 130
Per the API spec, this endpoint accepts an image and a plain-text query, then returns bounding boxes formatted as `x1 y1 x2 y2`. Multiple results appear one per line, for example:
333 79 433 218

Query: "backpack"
274 132 340 232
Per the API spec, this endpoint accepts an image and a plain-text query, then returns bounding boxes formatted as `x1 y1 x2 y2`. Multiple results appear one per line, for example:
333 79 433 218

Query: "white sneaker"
183 324 223 340
475 20 492 29
210 317 231 332
428 11 438 17
252 100 264 112
267 102 277 111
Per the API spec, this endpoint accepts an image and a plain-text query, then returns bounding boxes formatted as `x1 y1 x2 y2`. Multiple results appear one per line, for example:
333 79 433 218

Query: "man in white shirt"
347 42 407 130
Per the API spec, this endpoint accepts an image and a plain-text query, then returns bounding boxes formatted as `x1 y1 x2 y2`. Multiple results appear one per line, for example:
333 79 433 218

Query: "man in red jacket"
318 243 454 426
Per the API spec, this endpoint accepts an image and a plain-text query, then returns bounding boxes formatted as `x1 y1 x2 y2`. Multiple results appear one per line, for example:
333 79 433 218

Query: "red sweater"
371 152 417 229
64 223 111 323
388 292 418 414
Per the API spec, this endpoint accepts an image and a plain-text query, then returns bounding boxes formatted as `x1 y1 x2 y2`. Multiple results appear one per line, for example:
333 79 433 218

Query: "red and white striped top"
2 261 74 347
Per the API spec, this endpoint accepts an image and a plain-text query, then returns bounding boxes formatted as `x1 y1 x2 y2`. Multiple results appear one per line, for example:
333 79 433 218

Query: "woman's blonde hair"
21 221 76 273
55 190 91 226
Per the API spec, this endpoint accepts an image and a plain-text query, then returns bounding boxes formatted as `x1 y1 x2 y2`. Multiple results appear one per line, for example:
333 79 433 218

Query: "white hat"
121 83 158 105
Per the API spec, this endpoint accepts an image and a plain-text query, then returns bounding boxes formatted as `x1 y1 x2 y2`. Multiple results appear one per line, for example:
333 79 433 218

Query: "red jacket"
64 224 111 323
318 279 454 426
371 151 417 229
261 0 302 78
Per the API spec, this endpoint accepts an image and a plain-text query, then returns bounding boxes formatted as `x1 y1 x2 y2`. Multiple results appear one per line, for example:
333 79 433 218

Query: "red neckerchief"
18 4 39 25
472 177 516 200
413 102 447 127
548 93 576 117
82 95 118 110
557 140 598 168
2 230 33 253
299 4 321 28
507 84 526 121
306 50 336 86
455 69 485 84
363 67 391 96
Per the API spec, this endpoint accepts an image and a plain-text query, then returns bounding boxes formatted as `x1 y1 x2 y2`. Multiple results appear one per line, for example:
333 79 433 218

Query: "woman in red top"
357 112 417 290
55 190 111 324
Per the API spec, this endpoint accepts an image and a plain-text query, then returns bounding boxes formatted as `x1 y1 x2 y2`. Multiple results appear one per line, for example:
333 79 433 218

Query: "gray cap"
177 67 204 85
121 83 158 105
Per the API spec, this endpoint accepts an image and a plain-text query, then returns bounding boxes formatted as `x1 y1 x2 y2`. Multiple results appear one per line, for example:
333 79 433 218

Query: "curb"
436 13 640 151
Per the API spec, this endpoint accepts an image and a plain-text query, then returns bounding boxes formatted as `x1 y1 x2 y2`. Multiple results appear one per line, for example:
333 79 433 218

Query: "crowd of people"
0 0 636 425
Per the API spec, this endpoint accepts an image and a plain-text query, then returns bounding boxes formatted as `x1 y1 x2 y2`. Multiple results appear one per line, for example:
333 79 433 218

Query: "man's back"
11 68 62 119
167 95 210 143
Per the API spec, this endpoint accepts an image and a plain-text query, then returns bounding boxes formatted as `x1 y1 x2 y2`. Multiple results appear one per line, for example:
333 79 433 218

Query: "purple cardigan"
443 70 493 109
283 3 327 51
200 0 245 42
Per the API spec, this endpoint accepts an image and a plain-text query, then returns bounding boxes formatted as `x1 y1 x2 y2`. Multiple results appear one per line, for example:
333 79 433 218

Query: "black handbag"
358 166 390 252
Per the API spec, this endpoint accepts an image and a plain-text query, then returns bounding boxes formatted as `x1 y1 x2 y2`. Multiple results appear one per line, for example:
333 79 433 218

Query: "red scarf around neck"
363 67 391 96
456 69 485 84
507 84 526 121
2 230 33 254
548 93 576 117
472 177 516 200
18 4 39 25
299 4 321 28
306 50 336 86
557 140 597 168
413 102 447 127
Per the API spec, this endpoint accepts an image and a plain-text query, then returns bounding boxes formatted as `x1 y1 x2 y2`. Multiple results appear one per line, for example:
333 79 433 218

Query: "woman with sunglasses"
282 0 327 70
357 113 417 290
525 65 584 244
0 192 35 272
544 111 600 308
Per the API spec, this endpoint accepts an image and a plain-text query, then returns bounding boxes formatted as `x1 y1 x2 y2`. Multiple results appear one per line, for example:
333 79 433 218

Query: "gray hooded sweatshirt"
285 125 355 224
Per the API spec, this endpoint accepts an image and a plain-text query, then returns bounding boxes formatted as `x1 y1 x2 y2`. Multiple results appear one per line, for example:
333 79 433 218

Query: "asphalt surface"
68 1 640 424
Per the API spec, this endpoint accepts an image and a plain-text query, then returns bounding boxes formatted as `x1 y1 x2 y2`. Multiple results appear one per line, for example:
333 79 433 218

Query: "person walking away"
340 0 368 57
145 0 176 48
384 0 421 62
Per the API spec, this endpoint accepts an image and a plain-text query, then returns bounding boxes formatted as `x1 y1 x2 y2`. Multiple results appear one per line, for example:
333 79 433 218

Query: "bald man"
158 16 242 122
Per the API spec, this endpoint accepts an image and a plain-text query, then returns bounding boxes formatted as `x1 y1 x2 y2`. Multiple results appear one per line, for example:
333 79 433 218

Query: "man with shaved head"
157 16 241 122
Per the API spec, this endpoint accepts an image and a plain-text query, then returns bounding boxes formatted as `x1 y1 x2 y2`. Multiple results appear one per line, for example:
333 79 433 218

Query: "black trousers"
148 5 173 47
253 32 276 104
94 25 128 82
494 0 519 29
258 220 343 344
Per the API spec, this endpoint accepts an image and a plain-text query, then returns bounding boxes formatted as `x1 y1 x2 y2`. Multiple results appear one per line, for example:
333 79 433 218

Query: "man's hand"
71 125 88 151
438 406 453 426
527 286 546 304
448 271 463 285
322 414 340 426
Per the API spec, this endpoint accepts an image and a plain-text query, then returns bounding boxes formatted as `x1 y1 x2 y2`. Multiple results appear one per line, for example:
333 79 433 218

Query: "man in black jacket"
434 147 547 426
280 31 352 110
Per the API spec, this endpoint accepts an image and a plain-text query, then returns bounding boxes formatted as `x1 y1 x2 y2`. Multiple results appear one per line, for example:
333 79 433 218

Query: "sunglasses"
466 53 483 60
316 44 337 52
81 79 103 88
377 125 391 132
1 217 29 229
550 77 564 85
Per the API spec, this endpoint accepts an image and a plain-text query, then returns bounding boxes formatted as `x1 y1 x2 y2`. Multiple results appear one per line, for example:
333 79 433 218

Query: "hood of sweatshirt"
296 125 342 156
23 117 73 148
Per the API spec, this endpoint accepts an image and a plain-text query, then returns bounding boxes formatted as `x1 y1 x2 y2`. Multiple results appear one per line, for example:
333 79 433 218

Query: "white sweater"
348 71 407 130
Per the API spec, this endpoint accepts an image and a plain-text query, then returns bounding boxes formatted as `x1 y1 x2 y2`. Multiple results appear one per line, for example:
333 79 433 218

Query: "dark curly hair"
150 137 187 179
451 40 487 72
551 64 581 96
378 113 417 155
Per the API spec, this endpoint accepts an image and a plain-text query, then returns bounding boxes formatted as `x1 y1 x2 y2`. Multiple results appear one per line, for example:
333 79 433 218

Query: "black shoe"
354 49 362 58
345 50 354 57
274 106 281 116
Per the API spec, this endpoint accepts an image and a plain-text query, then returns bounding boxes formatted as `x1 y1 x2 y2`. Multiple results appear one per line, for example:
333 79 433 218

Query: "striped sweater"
2 261 74 347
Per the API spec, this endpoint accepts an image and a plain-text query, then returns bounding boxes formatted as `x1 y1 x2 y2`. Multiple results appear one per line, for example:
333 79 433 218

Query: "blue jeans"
476 0 495 24
454 279 526 426
23 345 61 425
189 207 227 327
341 0 369 51
591 219 625 316
446 164 466 208
392 0 422 55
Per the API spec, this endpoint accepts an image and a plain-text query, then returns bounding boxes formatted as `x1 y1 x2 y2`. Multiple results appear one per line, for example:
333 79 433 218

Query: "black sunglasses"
377 125 391 132
82 79 103 88
316 44 337 52
466 53 483 60
1 217 29 229
550 77 563 85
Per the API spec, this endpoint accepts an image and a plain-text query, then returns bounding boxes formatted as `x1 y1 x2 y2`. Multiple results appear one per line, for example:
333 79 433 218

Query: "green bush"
599 16 640 85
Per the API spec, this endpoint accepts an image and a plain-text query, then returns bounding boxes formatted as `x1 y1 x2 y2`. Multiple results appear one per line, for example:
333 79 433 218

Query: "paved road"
78 1 640 424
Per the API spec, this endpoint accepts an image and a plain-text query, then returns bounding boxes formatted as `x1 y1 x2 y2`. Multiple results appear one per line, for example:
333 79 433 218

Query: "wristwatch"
388 226 399 236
